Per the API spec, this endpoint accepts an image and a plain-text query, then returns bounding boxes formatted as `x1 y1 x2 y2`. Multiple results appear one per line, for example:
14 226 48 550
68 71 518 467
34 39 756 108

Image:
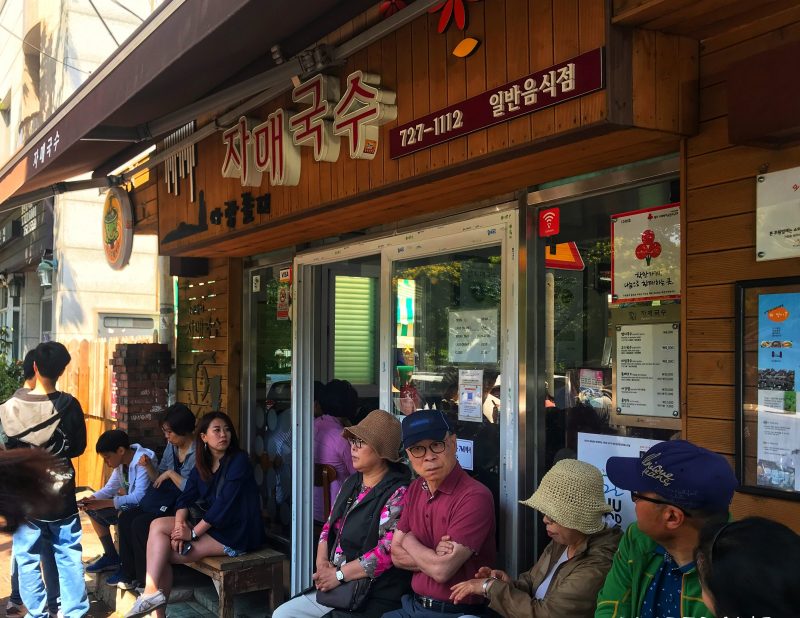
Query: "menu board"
616 322 679 417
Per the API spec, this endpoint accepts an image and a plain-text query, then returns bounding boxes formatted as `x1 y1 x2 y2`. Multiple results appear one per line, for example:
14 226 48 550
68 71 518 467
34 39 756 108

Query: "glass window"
536 180 681 469
391 246 503 545
250 265 293 543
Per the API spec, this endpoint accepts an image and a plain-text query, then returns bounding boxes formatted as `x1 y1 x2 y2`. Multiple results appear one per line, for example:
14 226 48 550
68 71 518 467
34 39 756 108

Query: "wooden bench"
187 547 285 617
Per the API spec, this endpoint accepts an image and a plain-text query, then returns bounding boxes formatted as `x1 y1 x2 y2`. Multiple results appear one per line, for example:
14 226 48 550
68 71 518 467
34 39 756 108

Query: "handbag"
316 490 373 612
139 445 183 515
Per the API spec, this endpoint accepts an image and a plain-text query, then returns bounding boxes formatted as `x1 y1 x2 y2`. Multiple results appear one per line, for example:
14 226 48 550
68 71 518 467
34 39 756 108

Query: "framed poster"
736 277 800 501
756 167 800 262
611 203 680 303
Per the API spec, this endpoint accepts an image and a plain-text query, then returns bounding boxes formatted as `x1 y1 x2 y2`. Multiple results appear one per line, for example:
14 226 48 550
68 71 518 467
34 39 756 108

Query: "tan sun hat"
342 409 402 462
520 459 611 535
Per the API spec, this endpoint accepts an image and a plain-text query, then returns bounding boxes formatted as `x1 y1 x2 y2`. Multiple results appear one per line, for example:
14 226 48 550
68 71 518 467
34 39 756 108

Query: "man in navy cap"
595 440 738 618
384 410 495 617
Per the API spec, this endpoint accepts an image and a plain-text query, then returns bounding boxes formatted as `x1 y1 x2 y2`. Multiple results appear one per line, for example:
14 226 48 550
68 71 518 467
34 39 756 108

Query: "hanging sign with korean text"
611 203 680 303
389 48 604 158
102 187 134 270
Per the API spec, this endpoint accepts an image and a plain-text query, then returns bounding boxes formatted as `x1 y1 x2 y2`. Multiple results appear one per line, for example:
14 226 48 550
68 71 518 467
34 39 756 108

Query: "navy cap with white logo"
606 439 737 512
401 410 451 449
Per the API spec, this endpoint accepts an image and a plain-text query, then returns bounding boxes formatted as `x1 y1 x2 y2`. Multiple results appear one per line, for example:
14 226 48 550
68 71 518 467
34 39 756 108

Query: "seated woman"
449 459 621 618
695 516 800 618
314 379 358 523
125 412 265 618
273 409 411 618
110 403 197 589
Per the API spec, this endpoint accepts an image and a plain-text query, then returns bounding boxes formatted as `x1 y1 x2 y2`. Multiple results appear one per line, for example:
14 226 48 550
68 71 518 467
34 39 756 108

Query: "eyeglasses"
407 440 447 459
630 491 692 517
348 437 365 449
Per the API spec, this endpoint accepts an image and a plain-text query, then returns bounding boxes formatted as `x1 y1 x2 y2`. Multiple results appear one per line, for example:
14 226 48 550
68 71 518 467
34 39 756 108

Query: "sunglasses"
630 491 692 517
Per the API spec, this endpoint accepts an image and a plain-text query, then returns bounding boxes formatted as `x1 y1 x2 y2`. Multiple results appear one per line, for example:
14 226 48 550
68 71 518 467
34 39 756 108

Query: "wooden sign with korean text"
389 48 604 158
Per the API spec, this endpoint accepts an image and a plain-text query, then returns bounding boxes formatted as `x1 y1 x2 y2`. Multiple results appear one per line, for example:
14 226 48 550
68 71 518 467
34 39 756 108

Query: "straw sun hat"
520 459 611 535
342 409 402 462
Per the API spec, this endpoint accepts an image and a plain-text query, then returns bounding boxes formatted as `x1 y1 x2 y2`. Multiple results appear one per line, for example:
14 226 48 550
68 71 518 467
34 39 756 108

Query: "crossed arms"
391 529 474 583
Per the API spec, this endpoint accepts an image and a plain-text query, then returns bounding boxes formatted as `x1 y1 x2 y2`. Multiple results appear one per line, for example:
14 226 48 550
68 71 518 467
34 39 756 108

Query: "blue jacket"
176 449 265 552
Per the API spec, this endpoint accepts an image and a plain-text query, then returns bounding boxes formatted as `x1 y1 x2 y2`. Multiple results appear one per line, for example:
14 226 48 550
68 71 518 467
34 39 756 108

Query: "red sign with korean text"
389 48 604 159
538 207 560 237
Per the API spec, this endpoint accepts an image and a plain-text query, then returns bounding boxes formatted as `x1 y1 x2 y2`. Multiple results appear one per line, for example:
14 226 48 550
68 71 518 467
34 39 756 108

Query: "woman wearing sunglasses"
449 459 621 618
273 409 412 618
695 517 800 618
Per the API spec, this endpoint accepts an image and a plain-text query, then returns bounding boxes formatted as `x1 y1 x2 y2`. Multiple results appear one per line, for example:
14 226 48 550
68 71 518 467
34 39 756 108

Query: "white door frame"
290 208 519 593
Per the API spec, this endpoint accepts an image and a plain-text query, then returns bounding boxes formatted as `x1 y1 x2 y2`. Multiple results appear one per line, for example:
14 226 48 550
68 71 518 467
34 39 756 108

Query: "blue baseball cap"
606 440 737 512
401 410 451 449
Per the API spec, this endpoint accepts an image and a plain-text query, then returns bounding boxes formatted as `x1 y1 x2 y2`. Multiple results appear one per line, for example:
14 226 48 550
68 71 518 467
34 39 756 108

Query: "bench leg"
268 562 284 612
218 578 235 618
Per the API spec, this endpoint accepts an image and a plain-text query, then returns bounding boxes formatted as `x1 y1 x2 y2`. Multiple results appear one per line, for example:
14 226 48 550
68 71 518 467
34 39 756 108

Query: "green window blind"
334 275 377 384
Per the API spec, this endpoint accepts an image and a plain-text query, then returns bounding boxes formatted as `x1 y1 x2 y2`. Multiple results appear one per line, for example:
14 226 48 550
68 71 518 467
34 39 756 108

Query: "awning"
0 0 375 207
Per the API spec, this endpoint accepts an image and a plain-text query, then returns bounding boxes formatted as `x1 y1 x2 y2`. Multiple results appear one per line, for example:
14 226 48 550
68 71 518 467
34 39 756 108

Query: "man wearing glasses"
595 440 737 618
385 410 495 617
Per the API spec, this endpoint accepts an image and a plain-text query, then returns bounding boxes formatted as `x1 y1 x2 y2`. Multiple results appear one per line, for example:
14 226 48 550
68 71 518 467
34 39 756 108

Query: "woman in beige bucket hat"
273 410 412 618
449 459 622 618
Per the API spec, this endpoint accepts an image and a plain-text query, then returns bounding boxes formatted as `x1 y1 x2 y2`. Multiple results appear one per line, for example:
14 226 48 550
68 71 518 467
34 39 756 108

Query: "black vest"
327 467 413 603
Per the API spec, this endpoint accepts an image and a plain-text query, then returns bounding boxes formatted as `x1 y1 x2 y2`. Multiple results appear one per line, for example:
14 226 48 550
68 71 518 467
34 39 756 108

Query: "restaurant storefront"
2 0 799 600
155 0 697 590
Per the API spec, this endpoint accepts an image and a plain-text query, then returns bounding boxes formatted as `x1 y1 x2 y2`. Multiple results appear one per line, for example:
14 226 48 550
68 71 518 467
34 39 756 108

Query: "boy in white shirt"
80 429 156 573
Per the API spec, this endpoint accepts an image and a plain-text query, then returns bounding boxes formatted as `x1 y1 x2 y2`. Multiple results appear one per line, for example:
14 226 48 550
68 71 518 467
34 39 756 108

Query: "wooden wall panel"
685 9 800 528
176 258 242 431
153 0 695 257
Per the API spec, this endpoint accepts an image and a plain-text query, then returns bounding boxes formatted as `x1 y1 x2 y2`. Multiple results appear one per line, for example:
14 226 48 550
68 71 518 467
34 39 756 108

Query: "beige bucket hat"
342 409 402 462
520 459 611 535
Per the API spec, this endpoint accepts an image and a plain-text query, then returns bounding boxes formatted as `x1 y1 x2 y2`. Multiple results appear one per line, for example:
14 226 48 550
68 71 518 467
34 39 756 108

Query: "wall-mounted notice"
578 433 661 530
756 166 800 262
611 203 680 303
448 308 498 363
456 439 474 471
616 322 679 417
458 369 484 423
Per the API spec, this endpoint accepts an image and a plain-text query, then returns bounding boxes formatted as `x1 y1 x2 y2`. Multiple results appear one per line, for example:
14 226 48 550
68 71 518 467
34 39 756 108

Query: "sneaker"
106 568 135 589
86 554 120 573
6 601 23 617
123 590 167 618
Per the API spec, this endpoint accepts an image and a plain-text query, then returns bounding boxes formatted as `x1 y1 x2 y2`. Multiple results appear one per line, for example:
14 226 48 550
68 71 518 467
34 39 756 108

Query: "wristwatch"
335 569 346 583
190 528 198 541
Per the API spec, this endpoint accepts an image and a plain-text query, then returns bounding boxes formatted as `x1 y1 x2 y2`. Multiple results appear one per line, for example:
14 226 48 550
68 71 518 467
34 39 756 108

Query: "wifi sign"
538 208 560 238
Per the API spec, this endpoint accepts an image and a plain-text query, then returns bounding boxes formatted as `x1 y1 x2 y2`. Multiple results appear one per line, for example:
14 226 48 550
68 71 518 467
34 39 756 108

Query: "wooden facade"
133 0 800 532
175 258 243 430
682 4 800 529
156 0 696 258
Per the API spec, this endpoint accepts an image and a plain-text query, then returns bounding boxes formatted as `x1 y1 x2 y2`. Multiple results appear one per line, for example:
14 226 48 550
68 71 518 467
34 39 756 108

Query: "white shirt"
534 547 570 600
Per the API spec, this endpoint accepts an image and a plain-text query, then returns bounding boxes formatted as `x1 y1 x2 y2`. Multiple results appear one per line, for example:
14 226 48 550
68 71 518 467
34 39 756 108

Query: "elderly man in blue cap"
595 440 738 618
385 410 496 617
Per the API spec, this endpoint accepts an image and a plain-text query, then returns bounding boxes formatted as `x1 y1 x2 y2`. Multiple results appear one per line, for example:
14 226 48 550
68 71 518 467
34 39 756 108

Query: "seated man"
385 410 496 617
595 440 738 618
80 429 156 574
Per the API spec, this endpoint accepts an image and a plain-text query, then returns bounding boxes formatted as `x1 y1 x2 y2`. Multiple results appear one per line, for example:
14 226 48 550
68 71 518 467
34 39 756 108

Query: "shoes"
124 590 167 618
5 601 23 617
86 554 121 573
106 568 137 589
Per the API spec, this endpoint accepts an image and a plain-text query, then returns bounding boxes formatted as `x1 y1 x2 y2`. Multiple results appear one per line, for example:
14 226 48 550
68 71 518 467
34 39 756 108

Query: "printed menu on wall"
756 293 800 491
615 322 679 418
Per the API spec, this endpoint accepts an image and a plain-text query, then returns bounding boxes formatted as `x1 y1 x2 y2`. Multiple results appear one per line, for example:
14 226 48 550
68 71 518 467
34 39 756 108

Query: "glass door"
292 210 519 593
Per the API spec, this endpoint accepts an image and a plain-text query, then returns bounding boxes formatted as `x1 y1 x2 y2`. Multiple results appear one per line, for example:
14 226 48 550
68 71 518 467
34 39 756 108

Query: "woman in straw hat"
449 459 621 618
273 410 412 618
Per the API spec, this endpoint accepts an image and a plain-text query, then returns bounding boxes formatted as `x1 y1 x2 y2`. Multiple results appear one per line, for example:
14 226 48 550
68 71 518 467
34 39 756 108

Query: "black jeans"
118 508 165 583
